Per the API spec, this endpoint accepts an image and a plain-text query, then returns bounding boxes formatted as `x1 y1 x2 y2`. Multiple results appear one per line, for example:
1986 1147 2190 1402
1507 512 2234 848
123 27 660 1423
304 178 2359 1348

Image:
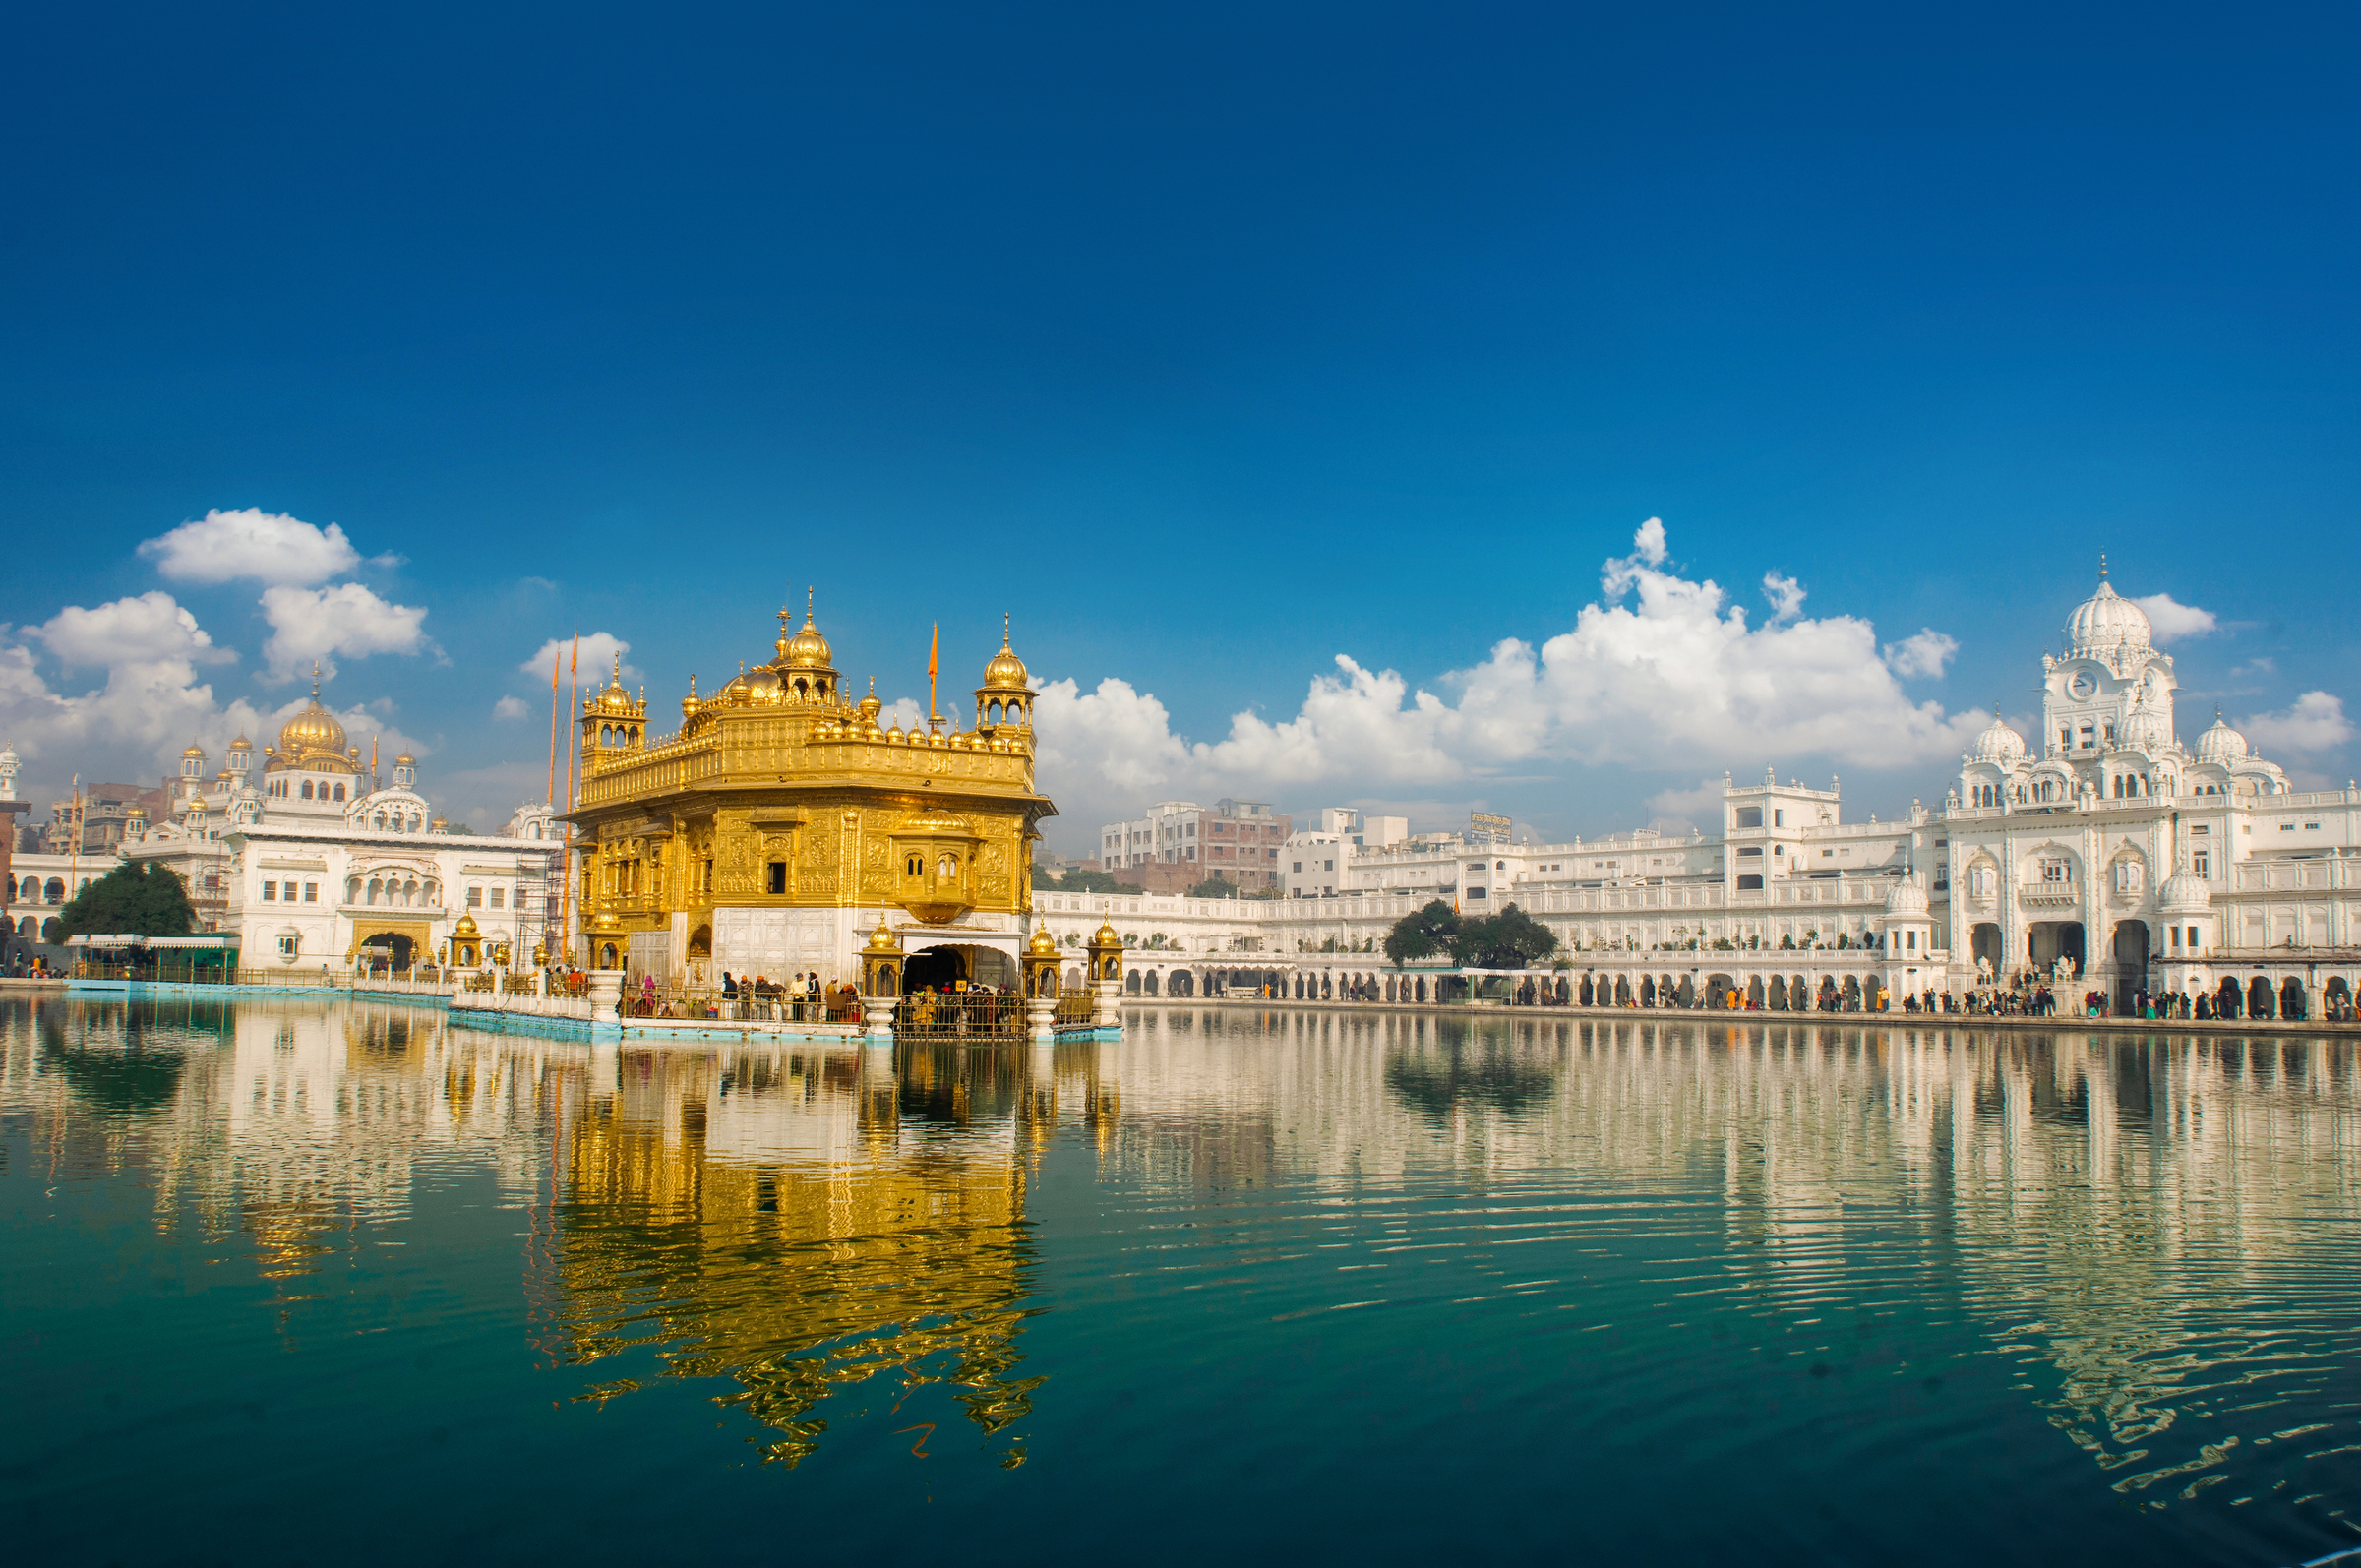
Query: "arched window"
906 854 923 876
423 879 440 905
301 780 315 800
938 853 957 878
333 783 345 801
44 877 65 902
346 877 361 903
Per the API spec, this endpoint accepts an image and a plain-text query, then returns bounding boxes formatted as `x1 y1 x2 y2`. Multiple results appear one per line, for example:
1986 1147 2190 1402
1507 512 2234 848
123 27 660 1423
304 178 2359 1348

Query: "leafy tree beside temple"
57 862 197 938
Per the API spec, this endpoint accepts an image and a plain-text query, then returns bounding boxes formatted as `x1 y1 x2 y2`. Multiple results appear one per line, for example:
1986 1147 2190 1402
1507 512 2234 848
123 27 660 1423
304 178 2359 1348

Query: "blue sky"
4 2 2356 849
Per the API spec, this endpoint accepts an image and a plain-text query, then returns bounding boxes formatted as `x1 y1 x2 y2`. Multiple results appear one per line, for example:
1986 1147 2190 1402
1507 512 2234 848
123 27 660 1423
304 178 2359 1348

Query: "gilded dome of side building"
269 676 358 773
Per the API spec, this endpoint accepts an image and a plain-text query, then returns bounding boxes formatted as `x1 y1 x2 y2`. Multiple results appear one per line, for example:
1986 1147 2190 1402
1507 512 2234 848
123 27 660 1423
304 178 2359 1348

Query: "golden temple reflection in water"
539 1056 1044 1468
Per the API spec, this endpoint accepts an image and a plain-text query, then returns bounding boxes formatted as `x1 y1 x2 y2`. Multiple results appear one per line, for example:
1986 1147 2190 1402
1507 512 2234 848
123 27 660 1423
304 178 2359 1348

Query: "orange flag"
928 622 938 720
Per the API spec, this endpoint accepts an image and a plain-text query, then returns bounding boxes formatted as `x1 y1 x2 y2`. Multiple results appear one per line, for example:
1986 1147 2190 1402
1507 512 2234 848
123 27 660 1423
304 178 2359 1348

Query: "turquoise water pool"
4 995 2357 1564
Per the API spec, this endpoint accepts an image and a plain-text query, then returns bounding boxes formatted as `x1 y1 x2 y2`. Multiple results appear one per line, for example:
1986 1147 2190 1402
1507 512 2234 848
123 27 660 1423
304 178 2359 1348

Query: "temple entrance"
358 933 414 970
2110 921 2150 1013
1971 923 2004 974
2028 921 2086 978
903 945 971 994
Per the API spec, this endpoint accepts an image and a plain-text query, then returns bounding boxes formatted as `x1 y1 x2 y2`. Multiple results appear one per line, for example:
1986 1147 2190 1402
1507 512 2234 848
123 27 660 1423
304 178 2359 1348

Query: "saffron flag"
928 622 938 718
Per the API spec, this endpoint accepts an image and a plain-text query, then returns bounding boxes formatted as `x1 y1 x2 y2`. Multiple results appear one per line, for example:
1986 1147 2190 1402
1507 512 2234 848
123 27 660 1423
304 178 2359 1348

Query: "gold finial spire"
2098 553 2107 579
310 660 322 696
778 596 793 633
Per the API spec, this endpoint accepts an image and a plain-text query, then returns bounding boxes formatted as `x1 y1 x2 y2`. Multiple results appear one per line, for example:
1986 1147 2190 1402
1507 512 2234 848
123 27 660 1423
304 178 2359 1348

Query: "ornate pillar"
1087 921 1124 1027
1022 928 1061 1041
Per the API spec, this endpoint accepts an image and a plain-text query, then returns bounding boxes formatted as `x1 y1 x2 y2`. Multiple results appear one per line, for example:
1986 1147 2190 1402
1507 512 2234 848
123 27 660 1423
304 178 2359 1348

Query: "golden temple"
565 594 1055 990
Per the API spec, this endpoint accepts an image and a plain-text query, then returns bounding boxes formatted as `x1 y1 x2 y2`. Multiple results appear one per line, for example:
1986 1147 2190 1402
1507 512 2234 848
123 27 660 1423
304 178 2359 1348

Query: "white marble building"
121 679 562 970
1052 573 2360 1016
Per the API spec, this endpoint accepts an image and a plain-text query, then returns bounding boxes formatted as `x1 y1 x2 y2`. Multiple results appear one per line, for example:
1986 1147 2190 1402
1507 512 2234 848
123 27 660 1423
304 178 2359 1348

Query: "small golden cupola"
974 615 1034 730
775 588 840 703
581 654 647 765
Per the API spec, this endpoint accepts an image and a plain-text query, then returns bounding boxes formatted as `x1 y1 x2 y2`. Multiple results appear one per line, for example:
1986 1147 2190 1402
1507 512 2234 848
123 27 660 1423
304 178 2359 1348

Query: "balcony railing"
895 989 1026 1041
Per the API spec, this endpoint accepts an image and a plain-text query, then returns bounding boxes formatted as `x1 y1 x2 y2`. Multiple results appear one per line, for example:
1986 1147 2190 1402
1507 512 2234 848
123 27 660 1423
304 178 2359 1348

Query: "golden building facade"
566 599 1055 989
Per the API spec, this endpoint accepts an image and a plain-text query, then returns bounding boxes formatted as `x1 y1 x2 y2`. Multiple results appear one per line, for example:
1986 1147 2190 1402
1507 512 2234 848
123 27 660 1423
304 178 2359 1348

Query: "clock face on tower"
2068 671 2097 700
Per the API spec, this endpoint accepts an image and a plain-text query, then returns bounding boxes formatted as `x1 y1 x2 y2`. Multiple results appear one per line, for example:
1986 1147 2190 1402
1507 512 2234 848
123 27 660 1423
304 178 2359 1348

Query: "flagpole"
928 623 938 730
563 634 579 967
546 648 560 810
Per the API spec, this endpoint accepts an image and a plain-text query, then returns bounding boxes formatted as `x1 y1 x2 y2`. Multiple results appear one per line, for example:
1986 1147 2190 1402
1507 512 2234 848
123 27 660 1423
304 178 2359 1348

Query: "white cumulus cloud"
137 507 386 587
261 583 431 679
1883 628 1959 679
492 695 531 721
519 633 636 686
1031 518 1986 845
0 609 267 794
1646 778 1726 832
1761 572 1806 624
2133 592 2218 644
2242 691 2352 754
36 591 234 671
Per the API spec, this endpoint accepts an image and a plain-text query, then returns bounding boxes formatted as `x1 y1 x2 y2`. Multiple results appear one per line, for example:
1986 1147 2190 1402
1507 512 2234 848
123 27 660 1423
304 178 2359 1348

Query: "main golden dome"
779 610 833 671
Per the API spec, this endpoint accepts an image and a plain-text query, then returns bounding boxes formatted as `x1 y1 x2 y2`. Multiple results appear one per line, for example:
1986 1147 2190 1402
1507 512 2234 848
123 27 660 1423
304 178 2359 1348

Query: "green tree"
1040 868 1122 893
1448 903 1559 969
57 861 196 938
1383 899 1459 967
1185 876 1238 899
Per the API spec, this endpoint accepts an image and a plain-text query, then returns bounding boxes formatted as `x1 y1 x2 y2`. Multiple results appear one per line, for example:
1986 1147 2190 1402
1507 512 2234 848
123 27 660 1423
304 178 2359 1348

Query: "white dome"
1972 715 2027 763
2195 714 2249 765
2120 703 2171 749
2066 578 2152 657
2158 867 2211 914
1885 878 1929 915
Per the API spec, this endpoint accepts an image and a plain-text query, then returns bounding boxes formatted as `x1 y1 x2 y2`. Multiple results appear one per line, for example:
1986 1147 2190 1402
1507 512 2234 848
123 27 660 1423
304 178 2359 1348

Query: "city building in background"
1097 798 1290 891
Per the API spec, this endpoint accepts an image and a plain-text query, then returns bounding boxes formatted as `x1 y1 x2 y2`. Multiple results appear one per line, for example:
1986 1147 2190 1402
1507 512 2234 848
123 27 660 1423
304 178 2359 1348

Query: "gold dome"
980 617 1029 692
1093 921 1120 947
271 677 354 771
779 614 833 670
591 655 636 714
453 913 481 939
181 743 207 758
230 734 251 749
773 589 834 672
1026 928 1059 958
862 917 903 956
